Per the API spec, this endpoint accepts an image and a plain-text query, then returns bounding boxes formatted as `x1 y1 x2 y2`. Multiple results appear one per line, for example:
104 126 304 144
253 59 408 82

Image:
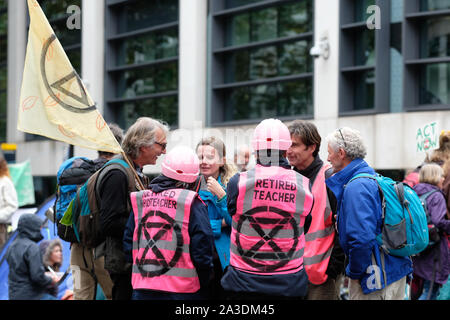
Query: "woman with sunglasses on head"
196 137 237 299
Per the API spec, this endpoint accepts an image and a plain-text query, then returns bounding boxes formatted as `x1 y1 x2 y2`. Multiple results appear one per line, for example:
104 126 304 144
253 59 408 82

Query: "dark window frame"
207 0 315 127
404 0 450 111
104 0 180 129
338 0 391 116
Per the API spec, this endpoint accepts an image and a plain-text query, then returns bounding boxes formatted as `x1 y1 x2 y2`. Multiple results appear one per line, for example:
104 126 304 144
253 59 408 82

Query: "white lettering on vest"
253 189 295 203
253 178 297 203
141 190 177 209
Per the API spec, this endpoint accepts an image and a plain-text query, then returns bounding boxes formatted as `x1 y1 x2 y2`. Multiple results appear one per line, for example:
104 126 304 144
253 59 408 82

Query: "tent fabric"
0 195 73 300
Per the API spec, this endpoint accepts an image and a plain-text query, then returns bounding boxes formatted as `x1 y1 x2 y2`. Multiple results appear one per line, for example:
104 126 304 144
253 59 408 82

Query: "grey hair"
326 127 367 160
108 123 124 145
419 163 444 186
122 117 169 159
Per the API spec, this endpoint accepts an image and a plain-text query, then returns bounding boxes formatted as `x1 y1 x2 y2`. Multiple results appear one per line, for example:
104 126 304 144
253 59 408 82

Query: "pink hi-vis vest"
230 164 313 275
130 189 200 293
303 164 336 285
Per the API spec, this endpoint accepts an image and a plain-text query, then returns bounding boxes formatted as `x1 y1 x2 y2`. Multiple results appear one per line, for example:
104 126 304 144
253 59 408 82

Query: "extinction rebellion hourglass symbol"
235 206 300 272
41 34 97 114
135 210 184 277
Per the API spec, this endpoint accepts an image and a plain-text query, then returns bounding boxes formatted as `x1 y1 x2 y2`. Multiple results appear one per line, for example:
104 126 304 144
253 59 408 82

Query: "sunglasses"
155 141 167 150
338 128 347 148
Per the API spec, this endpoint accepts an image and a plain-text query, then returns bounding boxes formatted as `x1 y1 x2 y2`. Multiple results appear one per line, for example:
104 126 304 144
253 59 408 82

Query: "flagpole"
121 152 146 191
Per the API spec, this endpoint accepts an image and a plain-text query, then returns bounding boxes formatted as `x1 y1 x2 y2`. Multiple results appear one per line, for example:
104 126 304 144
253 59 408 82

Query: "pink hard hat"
161 146 200 183
252 118 292 151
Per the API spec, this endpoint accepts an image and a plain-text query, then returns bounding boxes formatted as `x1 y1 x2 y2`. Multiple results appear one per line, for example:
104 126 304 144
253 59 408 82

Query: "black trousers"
110 271 133 300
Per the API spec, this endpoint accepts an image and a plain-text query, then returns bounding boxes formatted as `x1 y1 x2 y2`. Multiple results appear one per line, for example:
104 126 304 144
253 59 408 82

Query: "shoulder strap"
348 173 376 184
394 182 416 224
346 173 386 219
420 189 440 201
95 160 136 200
346 173 379 191
394 182 406 204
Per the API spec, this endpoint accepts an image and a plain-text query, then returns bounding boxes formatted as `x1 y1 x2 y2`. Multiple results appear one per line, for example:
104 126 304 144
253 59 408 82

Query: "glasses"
154 141 167 150
337 128 347 148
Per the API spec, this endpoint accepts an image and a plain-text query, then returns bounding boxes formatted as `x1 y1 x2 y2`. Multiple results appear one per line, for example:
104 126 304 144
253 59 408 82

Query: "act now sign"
416 121 438 153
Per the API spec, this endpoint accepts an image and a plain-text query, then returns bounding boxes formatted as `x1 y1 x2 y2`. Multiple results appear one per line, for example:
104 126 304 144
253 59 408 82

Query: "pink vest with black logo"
130 189 200 293
230 164 313 275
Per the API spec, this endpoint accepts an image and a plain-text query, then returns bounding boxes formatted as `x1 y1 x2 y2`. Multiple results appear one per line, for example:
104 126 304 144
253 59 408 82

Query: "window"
225 0 263 9
420 62 450 105
339 0 390 114
353 70 375 110
105 0 179 129
420 0 450 11
209 0 313 125
116 0 178 33
404 0 450 110
420 16 450 59
354 0 376 23
0 0 7 142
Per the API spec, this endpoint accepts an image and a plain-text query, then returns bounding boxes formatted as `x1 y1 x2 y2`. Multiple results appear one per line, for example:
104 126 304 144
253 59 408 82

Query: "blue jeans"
418 280 441 300
40 293 59 300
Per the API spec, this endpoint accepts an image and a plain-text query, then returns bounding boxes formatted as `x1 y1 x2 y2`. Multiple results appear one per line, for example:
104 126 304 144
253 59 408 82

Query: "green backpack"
60 158 136 248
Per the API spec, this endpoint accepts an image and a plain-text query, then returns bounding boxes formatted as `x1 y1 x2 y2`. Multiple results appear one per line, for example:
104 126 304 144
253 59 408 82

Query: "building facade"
1 0 450 202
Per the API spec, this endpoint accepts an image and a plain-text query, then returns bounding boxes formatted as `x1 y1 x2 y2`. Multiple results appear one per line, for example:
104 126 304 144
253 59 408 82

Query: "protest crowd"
1 0 450 302
2 118 450 301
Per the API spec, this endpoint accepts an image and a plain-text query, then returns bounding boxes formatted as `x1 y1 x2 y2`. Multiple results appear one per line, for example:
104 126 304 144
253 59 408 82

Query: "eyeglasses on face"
154 141 167 150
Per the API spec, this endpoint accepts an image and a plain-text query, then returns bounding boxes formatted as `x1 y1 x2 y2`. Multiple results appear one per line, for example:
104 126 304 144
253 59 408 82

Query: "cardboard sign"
416 121 438 153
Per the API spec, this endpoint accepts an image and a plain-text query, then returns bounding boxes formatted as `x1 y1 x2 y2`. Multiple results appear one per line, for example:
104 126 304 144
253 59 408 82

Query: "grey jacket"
6 214 53 300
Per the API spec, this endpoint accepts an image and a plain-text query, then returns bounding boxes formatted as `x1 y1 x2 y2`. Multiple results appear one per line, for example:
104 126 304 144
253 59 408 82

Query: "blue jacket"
198 175 231 270
325 159 412 294
220 157 310 298
123 175 214 299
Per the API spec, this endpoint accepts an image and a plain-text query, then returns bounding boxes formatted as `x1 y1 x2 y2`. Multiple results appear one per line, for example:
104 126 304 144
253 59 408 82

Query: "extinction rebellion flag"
17 0 122 154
